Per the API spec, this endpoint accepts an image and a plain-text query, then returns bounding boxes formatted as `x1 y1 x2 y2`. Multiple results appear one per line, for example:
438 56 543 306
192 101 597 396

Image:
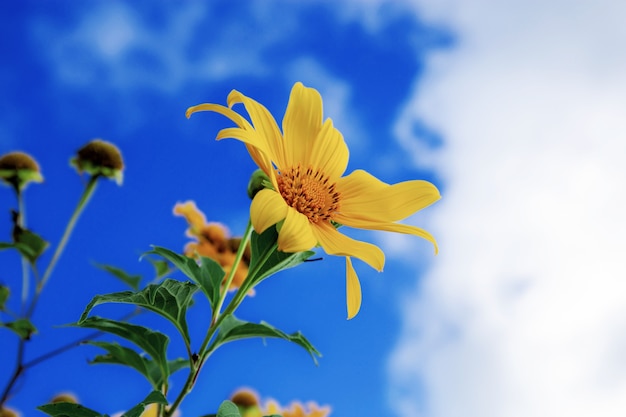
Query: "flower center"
276 165 340 223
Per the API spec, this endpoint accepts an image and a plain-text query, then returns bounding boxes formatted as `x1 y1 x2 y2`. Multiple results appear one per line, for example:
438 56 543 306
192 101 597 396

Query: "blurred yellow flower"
0 405 21 417
264 399 331 417
174 201 251 292
230 388 331 417
187 82 440 318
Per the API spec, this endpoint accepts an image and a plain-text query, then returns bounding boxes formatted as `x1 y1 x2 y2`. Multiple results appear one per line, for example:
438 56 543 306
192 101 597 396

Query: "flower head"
71 139 124 185
174 201 251 292
230 388 263 417
50 392 78 404
0 151 43 191
187 82 440 318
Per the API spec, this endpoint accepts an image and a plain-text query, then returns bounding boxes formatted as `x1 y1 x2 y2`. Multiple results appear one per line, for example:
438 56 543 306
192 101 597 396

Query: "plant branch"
27 175 99 318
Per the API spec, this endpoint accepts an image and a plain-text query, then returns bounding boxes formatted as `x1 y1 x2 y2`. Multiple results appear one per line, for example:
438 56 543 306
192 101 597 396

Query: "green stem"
166 220 254 417
16 190 29 315
27 175 99 318
0 338 25 407
212 219 253 324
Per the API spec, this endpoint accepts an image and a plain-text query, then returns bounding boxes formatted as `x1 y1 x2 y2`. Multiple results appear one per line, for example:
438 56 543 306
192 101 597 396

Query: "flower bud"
70 139 124 185
231 388 260 408
0 151 43 191
50 392 78 404
247 169 271 199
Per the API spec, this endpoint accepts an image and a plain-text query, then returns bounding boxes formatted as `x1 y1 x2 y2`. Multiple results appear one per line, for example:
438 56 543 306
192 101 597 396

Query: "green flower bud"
247 169 271 199
0 151 43 191
70 139 124 185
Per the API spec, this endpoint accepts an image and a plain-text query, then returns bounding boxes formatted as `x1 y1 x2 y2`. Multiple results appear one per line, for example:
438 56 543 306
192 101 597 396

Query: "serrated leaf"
76 317 170 380
37 402 105 417
0 285 9 311
145 246 224 310
210 315 320 364
4 318 37 339
13 227 48 263
88 341 160 388
80 279 198 345
216 401 241 417
94 263 142 290
121 390 168 417
248 228 314 286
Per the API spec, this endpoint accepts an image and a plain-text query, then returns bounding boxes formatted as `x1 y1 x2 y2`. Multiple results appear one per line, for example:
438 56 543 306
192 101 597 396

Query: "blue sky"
1 1 449 416
4 1 626 417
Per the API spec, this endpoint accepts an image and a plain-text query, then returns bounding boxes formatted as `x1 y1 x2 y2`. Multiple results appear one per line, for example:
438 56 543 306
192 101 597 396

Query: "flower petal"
333 216 439 254
309 118 349 180
346 257 362 319
186 103 253 130
337 169 441 222
250 189 288 234
277 207 318 253
312 222 384 271
282 82 323 167
227 89 286 169
173 201 206 234
215 127 273 173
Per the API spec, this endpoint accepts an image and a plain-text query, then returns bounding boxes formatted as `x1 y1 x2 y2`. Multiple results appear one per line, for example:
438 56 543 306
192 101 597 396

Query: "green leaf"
4 318 37 339
148 258 170 279
146 246 224 310
75 317 170 381
121 390 168 417
0 285 9 311
80 279 198 345
210 315 321 364
37 402 106 417
144 357 190 390
94 263 142 290
13 227 49 263
248 227 314 287
167 357 190 376
88 341 161 388
0 242 14 250
216 401 241 417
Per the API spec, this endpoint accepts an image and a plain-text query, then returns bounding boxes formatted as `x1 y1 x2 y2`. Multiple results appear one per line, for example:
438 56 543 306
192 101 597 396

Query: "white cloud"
35 2 296 92
388 1 626 416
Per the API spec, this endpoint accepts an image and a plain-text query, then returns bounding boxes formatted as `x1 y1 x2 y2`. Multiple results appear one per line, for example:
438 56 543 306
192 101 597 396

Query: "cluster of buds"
1 139 124 194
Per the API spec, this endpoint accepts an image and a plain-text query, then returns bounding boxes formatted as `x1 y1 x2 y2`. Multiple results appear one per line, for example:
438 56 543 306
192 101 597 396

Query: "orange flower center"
277 165 340 223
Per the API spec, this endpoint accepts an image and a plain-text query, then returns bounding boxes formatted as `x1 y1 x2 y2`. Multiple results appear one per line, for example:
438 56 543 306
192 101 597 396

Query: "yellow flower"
174 201 251 292
264 400 331 417
187 82 440 318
